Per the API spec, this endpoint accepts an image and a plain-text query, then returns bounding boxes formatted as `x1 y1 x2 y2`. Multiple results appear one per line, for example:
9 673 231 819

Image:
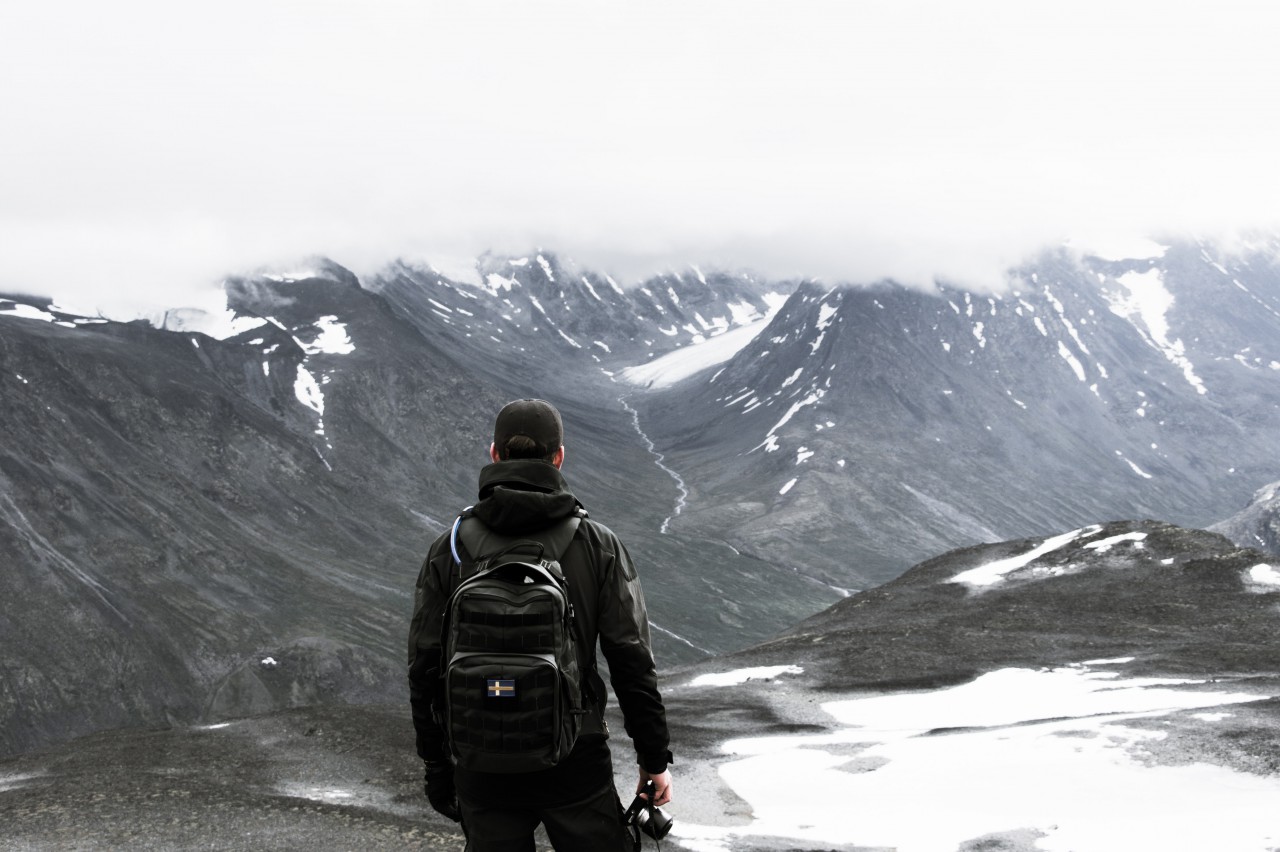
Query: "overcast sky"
4 1 1280 317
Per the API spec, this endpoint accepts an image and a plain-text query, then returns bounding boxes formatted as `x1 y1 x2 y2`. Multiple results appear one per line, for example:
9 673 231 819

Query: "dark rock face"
1211 480 1280 556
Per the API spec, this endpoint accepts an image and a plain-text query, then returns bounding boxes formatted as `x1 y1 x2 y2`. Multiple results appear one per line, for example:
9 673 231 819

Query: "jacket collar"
477 459 567 497
471 460 583 535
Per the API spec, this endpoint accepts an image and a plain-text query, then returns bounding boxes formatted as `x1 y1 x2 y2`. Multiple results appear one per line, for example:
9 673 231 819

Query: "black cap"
493 399 564 453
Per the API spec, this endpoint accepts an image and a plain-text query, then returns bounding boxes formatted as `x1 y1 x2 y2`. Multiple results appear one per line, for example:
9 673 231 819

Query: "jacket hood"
471 460 584 536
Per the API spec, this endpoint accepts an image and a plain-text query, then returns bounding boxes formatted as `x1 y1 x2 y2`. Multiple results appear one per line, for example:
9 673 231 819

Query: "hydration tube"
449 508 473 564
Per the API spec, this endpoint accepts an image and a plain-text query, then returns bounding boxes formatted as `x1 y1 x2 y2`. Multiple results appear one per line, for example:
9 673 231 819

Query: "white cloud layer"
4 1 1280 315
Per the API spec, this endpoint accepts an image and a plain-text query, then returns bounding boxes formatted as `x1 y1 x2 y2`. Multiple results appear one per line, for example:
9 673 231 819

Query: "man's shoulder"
423 526 455 569
576 516 625 554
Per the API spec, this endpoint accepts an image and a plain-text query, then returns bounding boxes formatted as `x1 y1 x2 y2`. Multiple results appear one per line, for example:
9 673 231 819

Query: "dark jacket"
407 459 672 782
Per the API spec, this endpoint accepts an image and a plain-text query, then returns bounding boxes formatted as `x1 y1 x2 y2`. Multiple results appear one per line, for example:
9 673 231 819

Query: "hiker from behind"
408 399 673 850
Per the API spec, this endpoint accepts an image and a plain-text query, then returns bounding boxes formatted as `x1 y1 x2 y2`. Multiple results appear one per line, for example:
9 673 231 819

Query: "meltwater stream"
619 396 687 534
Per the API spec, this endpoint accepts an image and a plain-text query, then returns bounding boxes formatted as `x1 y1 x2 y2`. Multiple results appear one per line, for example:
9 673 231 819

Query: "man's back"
407 399 671 851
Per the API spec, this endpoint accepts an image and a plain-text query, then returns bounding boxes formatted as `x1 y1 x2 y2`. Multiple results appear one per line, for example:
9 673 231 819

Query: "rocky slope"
638 240 1280 590
1211 479 1280 556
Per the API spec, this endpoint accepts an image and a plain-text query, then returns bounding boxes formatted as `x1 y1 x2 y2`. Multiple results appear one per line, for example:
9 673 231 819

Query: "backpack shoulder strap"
453 509 585 569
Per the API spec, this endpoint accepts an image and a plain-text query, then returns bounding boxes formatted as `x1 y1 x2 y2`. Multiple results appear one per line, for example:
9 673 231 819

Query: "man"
408 398 673 851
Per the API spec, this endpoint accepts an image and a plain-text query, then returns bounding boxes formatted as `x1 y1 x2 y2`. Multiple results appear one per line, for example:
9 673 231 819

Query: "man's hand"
424 760 461 823
637 768 673 807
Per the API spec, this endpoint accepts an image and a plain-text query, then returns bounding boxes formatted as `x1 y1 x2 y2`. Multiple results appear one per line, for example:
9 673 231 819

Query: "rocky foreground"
4 521 1280 851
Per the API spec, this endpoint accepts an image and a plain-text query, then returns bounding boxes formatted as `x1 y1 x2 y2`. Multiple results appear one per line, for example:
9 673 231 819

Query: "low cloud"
4 2 1279 316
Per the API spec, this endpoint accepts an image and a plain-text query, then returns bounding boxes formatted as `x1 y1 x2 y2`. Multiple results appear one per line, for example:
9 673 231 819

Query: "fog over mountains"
3 235 1280 847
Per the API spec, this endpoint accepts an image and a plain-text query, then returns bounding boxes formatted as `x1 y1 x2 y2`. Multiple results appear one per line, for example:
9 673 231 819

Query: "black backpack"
438 510 587 773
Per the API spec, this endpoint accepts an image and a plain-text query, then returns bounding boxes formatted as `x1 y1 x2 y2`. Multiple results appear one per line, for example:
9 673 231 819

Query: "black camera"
623 781 673 841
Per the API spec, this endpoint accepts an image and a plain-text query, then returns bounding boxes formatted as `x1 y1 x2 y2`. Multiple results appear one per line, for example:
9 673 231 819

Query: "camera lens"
636 805 673 840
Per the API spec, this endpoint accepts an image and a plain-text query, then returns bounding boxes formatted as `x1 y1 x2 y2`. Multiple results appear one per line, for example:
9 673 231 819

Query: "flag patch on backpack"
487 678 516 698
439 513 586 773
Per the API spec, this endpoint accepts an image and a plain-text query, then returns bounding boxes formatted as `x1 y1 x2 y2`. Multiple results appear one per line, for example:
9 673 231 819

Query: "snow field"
619 298 784 389
677 662 1278 852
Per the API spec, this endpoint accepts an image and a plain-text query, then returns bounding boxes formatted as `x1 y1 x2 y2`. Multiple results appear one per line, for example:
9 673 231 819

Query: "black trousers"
459 782 632 852
455 736 633 852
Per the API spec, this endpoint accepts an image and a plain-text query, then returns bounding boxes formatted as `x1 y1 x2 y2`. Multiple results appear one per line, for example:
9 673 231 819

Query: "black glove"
424 760 461 823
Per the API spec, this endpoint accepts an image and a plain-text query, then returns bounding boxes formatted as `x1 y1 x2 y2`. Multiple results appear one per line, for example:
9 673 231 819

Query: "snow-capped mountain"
370 252 788 389
636 238 1280 590
2 236 1278 762
0 260 823 758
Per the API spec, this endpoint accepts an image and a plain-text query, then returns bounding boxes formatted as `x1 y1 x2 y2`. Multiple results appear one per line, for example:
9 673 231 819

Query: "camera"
623 781 673 841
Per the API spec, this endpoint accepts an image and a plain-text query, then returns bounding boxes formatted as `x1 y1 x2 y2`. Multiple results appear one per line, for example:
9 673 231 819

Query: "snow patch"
950 526 1102 588
301 317 355 355
758 391 825 445
1107 270 1206 395
294 366 324 416
1121 456 1154 479
816 303 838 329
1 303 58 323
620 307 781 388
1057 341 1086 382
1083 532 1147 552
1247 564 1280 587
485 273 519 294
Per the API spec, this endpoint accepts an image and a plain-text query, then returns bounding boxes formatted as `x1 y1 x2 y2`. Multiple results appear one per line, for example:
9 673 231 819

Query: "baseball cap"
493 399 564 453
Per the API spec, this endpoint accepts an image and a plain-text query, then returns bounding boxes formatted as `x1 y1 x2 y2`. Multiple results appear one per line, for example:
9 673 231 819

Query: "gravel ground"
3 680 1279 852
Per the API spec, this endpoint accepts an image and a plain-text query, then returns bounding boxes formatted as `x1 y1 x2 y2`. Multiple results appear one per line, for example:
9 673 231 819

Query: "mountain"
0 267 480 756
2 520 1277 852
1211 479 1280 556
636 238 1280 590
710 519 1280 683
3 235 1279 762
368 252 788 388
0 260 827 758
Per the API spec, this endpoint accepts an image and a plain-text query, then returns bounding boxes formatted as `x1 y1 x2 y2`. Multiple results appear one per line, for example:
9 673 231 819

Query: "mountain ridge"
2 236 1279 762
